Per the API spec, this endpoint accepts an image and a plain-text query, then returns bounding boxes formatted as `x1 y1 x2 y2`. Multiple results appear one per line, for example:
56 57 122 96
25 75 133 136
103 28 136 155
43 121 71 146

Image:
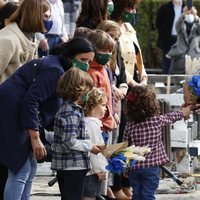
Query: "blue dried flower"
188 75 200 97
106 153 134 175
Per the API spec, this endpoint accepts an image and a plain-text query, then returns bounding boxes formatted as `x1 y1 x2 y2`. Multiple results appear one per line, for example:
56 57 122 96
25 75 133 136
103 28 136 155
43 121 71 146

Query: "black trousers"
57 169 88 200
0 164 8 200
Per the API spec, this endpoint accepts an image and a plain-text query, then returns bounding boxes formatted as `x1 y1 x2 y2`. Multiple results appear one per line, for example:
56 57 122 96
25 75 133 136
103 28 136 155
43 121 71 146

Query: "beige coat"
119 22 147 84
0 22 37 83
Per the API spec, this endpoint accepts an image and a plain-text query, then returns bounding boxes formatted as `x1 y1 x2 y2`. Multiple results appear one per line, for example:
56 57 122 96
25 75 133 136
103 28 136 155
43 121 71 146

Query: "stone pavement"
31 163 200 200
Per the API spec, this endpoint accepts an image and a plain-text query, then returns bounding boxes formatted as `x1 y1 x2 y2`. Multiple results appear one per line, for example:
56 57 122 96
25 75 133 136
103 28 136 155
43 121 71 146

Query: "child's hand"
97 172 106 181
91 144 101 155
181 105 191 118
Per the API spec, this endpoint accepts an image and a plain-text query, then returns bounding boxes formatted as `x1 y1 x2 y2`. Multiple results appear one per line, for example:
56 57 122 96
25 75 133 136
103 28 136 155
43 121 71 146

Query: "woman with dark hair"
0 0 51 83
0 1 19 30
0 37 95 200
111 0 147 87
76 0 109 29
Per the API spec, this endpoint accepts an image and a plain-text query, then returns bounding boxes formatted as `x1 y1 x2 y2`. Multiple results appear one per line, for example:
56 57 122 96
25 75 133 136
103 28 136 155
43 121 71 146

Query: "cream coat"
0 22 37 83
119 22 147 84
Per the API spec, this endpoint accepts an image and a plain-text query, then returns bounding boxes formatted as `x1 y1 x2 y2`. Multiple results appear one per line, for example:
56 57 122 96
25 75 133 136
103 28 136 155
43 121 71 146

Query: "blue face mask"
43 19 53 33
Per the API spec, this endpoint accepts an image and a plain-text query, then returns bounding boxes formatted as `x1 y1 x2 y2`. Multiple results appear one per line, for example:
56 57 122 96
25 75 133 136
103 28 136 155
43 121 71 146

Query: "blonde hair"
97 20 121 37
83 87 106 116
8 0 50 33
88 29 115 53
57 67 94 102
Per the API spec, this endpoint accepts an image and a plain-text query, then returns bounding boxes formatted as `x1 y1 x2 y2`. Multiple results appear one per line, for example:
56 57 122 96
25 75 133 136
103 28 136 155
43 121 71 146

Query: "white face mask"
185 14 195 24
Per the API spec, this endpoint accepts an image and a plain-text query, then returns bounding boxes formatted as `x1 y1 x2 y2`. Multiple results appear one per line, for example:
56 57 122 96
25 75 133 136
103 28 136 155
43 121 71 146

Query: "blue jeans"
4 152 37 200
128 167 160 200
38 34 62 57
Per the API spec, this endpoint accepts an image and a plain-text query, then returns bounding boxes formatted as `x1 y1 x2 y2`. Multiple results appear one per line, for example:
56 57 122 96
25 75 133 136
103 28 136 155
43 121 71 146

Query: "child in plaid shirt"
51 67 101 200
123 85 191 200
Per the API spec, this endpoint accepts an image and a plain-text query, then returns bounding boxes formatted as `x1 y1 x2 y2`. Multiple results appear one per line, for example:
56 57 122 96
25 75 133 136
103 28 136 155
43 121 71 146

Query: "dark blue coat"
0 55 64 173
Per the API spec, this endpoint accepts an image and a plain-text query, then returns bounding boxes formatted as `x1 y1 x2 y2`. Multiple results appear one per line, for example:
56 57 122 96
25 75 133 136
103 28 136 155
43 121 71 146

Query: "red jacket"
88 61 114 131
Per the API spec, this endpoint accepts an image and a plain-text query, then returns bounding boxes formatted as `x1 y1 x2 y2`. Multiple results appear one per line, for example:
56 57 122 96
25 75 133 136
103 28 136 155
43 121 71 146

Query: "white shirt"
171 3 182 36
48 0 68 38
85 117 108 175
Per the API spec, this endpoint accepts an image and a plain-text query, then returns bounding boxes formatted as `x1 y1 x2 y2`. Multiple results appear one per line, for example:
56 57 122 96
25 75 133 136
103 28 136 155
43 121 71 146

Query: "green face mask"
121 11 136 24
95 53 112 65
81 92 88 105
107 3 114 15
71 59 89 72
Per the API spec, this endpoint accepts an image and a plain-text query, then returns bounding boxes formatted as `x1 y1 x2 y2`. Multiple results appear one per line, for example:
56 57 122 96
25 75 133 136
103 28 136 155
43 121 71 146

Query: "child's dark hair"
50 37 95 71
0 2 19 29
83 87 106 116
57 67 93 102
124 85 160 123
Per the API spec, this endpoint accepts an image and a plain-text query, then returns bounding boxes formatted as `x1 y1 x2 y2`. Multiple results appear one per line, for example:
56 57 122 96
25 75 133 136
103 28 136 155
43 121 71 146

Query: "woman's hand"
39 39 49 51
29 129 47 160
119 87 128 98
113 85 125 101
129 80 140 88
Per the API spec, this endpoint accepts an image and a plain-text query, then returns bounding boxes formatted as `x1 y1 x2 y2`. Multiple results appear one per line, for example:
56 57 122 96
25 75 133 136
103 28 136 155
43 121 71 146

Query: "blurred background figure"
167 6 200 74
76 0 109 29
0 0 51 83
38 0 68 58
62 0 81 38
156 0 184 74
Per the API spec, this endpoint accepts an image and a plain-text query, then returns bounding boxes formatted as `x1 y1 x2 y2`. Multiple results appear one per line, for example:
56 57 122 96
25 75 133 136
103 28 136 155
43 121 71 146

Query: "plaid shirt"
123 111 184 169
51 101 91 170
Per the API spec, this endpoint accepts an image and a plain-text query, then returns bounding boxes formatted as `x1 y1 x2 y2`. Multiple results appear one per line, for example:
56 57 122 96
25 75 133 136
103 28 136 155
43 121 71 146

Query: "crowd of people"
0 0 199 200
